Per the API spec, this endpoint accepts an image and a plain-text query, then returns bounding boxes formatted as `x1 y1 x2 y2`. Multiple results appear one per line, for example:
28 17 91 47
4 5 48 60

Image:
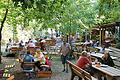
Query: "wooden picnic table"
74 52 118 61
95 47 113 52
74 42 84 52
90 52 117 60
74 42 84 45
92 64 120 80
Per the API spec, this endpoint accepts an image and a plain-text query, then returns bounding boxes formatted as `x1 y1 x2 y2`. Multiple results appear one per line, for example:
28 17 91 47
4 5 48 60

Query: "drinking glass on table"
95 60 101 67
95 58 98 62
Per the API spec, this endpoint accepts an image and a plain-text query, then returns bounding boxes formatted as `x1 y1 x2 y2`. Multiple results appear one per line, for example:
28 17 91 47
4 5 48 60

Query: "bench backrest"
67 60 84 79
83 70 92 80
21 62 35 71
67 60 92 80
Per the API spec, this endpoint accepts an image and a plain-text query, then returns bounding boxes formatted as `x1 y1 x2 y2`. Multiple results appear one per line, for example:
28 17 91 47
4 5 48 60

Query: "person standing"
59 41 70 73
6 39 12 52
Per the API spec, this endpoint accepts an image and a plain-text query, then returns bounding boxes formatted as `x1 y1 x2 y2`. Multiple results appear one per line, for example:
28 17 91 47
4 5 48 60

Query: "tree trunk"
0 8 8 63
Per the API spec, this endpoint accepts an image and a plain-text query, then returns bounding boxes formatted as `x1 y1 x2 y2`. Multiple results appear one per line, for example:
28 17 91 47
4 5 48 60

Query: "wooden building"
92 22 120 46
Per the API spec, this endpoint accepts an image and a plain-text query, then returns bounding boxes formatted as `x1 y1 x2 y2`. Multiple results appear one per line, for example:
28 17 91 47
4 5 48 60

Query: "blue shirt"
23 54 34 70
23 54 34 62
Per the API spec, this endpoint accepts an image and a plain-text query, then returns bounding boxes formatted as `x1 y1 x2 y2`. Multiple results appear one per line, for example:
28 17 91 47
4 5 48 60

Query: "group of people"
5 38 52 71
5 37 115 80
5 38 46 53
76 50 114 80
21 49 51 71
59 39 115 80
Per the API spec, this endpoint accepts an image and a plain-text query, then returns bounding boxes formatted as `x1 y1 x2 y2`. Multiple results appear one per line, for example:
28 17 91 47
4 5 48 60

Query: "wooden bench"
36 64 52 78
21 62 35 71
67 60 97 80
36 70 52 78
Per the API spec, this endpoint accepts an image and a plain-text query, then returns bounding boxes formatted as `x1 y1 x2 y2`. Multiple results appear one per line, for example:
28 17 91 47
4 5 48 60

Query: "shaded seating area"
67 60 97 80
17 50 52 79
0 0 120 80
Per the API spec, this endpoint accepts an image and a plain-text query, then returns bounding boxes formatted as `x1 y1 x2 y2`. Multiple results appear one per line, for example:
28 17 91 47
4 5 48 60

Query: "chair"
21 62 35 80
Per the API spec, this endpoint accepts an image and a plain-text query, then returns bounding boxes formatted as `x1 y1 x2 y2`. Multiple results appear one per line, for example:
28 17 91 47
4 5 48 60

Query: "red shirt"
76 56 90 69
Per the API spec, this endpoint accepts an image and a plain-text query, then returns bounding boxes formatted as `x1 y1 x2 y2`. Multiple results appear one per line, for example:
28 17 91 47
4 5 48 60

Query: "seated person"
34 49 45 64
40 39 46 51
44 54 50 66
76 51 91 69
76 51 94 75
43 54 51 71
23 51 34 62
98 51 114 80
21 51 34 70
34 49 46 70
101 51 115 67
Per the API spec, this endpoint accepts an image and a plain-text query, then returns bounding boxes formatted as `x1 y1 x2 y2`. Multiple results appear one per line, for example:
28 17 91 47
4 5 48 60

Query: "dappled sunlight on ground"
0 55 75 80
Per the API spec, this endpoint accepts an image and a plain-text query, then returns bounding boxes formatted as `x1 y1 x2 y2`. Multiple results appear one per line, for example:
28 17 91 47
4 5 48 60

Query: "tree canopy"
0 0 120 38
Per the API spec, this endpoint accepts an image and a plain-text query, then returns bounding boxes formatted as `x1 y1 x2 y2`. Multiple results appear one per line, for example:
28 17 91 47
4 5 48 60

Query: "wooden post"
101 29 105 45
99 28 102 46
99 28 105 46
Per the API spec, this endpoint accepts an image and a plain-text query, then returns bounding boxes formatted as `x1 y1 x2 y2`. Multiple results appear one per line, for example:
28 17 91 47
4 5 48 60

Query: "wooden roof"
92 22 120 31
97 22 116 29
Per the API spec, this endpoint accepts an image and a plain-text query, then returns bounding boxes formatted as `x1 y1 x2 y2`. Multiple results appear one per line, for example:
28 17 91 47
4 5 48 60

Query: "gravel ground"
0 55 75 80
1 46 120 80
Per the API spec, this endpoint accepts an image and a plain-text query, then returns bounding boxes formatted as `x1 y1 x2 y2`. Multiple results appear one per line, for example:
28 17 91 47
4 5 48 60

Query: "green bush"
116 42 120 49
